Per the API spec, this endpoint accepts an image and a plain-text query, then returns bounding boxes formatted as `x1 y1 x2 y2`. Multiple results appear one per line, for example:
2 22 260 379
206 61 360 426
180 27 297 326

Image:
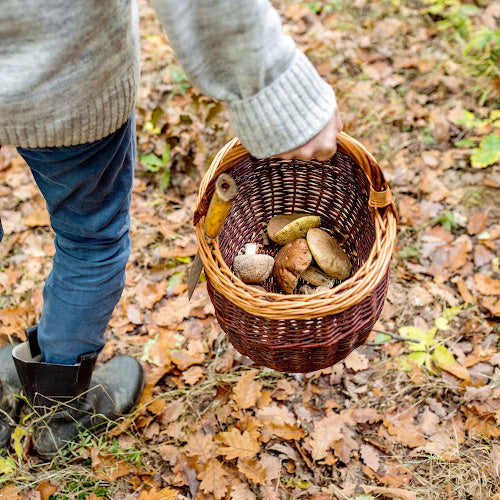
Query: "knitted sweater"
0 0 336 158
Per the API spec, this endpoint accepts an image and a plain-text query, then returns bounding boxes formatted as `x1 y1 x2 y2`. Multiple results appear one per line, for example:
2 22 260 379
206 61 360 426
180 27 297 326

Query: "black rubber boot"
12 326 145 459
0 342 22 451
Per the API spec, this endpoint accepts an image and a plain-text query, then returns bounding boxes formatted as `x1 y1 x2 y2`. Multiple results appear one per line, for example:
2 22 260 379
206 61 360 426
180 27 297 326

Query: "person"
0 0 342 458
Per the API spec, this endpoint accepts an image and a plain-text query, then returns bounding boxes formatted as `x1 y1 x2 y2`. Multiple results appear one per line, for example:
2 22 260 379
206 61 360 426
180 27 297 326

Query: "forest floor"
0 0 499 499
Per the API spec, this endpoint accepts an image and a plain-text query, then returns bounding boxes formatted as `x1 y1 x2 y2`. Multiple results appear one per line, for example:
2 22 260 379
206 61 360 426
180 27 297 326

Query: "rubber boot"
12 326 145 459
0 342 22 450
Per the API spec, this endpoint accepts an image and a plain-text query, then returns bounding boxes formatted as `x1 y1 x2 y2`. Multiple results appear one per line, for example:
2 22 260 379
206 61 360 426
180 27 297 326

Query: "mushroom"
267 213 321 245
273 238 312 293
232 243 274 284
306 228 352 280
300 265 336 288
299 284 333 295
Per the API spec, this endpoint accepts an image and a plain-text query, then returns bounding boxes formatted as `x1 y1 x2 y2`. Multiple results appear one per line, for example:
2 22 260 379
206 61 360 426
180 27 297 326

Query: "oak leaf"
344 350 370 371
237 457 267 484
307 414 346 461
198 458 229 499
363 485 416 500
230 482 257 500
360 444 380 472
215 428 260 460
232 369 262 409
474 273 500 295
184 432 217 464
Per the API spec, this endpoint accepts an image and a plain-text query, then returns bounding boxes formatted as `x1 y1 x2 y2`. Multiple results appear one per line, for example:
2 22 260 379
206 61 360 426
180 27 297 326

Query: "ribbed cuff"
228 51 337 159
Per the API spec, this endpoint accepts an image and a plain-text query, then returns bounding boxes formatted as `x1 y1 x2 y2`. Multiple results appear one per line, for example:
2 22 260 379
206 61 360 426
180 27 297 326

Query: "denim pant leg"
16 116 136 365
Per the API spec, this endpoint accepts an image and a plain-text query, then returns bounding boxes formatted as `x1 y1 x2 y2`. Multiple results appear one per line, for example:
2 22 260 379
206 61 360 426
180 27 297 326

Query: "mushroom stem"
242 242 259 255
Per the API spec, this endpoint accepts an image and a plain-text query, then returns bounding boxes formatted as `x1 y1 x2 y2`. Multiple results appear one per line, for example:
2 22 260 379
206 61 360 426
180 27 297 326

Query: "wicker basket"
193 133 397 373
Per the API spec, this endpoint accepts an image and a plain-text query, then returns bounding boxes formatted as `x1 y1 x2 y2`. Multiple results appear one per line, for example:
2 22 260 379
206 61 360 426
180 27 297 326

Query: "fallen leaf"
435 361 471 382
230 482 258 500
307 414 346 460
137 487 179 500
215 428 260 460
237 457 267 484
184 432 217 464
344 350 370 371
24 209 50 228
467 213 488 235
360 444 380 471
232 369 262 409
363 485 417 500
474 274 500 295
198 459 229 499
417 407 440 436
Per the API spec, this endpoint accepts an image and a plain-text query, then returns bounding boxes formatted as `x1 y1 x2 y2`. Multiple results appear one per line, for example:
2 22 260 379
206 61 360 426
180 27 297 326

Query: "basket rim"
194 134 397 320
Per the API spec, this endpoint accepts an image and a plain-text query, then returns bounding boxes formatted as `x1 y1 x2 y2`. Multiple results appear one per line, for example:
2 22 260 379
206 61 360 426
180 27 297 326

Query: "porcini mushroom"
232 243 274 284
267 213 321 245
306 228 352 280
273 238 312 293
300 265 336 288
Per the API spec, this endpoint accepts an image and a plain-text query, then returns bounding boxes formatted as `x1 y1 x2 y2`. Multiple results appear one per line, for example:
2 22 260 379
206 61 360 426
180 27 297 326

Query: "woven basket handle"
194 134 393 226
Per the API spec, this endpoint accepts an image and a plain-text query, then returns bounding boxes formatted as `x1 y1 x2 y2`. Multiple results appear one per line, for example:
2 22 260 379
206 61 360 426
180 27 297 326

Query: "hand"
274 108 343 161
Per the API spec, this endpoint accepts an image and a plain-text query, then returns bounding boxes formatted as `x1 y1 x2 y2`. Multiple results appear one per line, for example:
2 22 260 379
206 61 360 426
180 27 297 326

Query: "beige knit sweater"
0 0 336 158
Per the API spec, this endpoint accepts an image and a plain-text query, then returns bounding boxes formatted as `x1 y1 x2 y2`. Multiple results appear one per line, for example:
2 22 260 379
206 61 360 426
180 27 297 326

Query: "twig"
371 329 421 343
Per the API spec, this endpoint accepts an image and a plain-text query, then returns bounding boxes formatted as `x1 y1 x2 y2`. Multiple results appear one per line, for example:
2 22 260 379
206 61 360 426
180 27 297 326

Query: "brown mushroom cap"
273 238 312 293
267 213 321 245
306 228 352 280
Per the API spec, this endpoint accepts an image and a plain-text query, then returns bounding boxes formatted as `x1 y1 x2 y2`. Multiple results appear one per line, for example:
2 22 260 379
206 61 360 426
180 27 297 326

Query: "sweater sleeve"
151 0 337 158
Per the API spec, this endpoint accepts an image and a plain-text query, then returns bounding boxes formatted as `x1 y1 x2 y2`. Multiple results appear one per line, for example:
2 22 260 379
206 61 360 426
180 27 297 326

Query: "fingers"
273 112 342 162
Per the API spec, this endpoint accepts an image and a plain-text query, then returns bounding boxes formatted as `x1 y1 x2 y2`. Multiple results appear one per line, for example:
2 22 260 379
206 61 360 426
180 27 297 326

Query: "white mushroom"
232 243 274 285
267 213 321 245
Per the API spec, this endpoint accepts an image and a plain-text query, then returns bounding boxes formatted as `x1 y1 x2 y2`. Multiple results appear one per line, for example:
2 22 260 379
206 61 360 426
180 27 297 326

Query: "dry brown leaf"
232 369 262 409
135 281 167 309
169 340 206 370
467 213 488 235
360 444 380 472
331 424 359 463
382 414 427 448
160 400 185 424
435 361 471 382
237 457 267 484
198 458 230 499
184 432 217 464
430 108 450 144
91 449 135 481
374 463 413 487
482 296 500 317
456 278 475 303
363 485 417 500
215 428 260 460
137 487 179 500
474 273 500 295
417 407 440 436
446 235 472 272
307 414 346 460
24 209 50 228
344 350 370 371
182 365 205 385
259 454 282 482
230 482 258 500
255 403 295 425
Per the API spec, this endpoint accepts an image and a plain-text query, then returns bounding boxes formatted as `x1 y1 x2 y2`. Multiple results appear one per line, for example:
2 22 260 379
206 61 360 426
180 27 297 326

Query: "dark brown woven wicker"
194 135 397 373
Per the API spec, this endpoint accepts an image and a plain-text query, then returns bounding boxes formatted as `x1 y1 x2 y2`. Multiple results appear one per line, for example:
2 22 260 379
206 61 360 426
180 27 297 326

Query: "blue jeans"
1 116 136 364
